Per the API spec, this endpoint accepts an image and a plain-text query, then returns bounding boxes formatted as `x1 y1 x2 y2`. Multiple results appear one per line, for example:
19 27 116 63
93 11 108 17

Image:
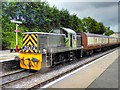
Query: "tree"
98 22 106 34
2 2 114 49
105 27 114 36
82 17 109 34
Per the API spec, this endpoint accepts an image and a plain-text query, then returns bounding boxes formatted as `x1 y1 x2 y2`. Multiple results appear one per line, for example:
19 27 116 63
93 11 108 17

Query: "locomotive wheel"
89 50 93 56
86 50 93 56
51 53 66 66
97 48 101 51
29 69 38 73
59 53 65 62
86 51 90 56
102 47 107 51
72 52 77 61
51 54 56 68
59 54 62 61
51 63 55 68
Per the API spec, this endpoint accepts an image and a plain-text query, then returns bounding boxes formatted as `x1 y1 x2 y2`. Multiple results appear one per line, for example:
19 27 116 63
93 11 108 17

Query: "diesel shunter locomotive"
20 27 120 71
20 27 83 70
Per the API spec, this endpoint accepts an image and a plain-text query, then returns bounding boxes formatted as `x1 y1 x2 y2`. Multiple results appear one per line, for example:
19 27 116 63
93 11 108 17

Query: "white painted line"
41 49 117 88
0 58 15 62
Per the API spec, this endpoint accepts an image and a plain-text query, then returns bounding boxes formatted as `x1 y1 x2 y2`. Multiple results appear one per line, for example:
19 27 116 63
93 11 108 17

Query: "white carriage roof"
84 32 119 38
23 32 65 36
84 33 109 38
61 27 76 34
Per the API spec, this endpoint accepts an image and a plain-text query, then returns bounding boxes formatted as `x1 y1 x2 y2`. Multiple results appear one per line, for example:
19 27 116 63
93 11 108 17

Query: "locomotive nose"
20 53 42 70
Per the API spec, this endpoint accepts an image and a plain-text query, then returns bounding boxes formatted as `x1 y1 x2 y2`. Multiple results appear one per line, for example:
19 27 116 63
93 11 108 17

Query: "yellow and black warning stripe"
22 34 38 53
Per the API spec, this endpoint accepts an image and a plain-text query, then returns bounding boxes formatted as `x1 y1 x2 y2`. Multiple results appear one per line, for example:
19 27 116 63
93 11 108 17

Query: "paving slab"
87 57 118 88
0 52 19 62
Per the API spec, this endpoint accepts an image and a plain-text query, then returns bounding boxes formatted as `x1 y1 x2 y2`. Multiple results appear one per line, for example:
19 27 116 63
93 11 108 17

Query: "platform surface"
88 58 118 88
0 51 19 62
46 49 119 88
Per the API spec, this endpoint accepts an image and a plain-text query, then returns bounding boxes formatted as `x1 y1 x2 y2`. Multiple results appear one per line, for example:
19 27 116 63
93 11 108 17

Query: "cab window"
63 30 68 37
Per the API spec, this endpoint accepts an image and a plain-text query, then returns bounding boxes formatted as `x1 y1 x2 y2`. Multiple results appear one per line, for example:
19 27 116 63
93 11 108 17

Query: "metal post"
10 20 22 52
16 24 18 52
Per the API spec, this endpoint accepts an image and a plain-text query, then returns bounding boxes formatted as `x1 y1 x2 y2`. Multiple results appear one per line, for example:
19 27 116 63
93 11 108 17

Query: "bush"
2 32 23 50
2 39 11 50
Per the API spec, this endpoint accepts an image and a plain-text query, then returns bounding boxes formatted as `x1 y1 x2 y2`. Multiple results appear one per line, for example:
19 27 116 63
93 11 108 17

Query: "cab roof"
61 27 76 34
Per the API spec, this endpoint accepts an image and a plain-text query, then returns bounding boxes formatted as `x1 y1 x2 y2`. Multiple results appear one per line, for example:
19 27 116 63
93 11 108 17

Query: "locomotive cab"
52 27 77 48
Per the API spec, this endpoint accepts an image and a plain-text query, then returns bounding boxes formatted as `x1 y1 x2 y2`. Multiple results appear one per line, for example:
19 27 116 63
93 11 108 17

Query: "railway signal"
11 20 22 52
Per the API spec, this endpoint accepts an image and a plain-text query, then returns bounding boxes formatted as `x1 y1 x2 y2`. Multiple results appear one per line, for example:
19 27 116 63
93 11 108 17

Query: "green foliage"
82 17 107 34
2 32 22 49
105 27 114 36
2 2 114 49
2 39 10 50
82 17 114 35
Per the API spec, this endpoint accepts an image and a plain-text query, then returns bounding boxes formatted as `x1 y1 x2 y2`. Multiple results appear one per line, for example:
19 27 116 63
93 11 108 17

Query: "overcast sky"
45 0 119 32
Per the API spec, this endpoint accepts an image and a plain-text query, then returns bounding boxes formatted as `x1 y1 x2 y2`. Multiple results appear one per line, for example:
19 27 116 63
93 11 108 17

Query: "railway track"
0 69 24 78
0 69 39 87
1 47 119 89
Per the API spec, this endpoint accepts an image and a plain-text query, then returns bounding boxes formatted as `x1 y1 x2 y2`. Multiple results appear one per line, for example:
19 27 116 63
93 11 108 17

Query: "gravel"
1 70 32 86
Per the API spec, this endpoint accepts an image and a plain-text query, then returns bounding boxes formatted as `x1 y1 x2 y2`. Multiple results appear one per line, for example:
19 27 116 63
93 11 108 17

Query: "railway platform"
42 49 119 89
0 51 19 62
0 51 20 74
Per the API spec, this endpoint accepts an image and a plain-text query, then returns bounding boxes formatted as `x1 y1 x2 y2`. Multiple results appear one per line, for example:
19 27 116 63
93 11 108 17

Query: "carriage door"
70 34 72 47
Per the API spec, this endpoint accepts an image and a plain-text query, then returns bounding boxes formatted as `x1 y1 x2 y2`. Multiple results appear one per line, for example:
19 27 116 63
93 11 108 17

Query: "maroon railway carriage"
79 32 109 55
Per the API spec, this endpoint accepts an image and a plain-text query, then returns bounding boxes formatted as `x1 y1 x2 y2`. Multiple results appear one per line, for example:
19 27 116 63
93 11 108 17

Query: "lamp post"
11 20 22 52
